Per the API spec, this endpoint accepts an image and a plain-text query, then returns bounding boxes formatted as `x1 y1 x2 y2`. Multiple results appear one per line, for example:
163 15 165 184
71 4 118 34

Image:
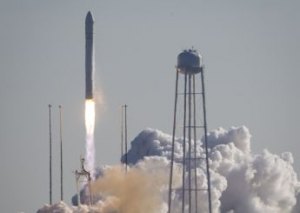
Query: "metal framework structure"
168 50 212 213
75 157 93 206
48 104 53 205
121 104 128 171
59 105 64 201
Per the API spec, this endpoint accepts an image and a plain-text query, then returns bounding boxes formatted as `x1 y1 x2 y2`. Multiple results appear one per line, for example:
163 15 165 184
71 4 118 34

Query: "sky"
0 0 299 212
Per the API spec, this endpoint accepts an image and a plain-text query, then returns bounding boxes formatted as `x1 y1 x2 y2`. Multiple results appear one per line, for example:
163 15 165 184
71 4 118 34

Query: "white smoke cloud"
37 126 300 213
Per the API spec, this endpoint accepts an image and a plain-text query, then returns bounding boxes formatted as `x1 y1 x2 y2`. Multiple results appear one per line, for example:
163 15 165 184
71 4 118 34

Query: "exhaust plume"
85 99 96 178
37 126 300 213
91 164 165 213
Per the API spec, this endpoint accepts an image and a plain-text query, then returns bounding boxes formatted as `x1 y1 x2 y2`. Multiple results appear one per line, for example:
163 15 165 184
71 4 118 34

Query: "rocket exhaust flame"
85 100 95 134
85 99 96 178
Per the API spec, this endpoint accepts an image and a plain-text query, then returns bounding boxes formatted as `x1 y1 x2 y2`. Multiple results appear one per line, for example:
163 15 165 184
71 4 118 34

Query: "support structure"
168 49 212 213
48 104 53 205
121 106 124 158
121 104 128 171
59 105 64 201
75 157 93 206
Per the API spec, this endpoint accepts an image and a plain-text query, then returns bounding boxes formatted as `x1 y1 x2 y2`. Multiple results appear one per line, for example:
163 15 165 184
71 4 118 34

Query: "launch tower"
167 49 212 213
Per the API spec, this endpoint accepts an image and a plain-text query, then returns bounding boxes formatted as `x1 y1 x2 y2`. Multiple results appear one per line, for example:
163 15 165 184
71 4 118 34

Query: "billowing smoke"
89 158 173 213
37 126 300 213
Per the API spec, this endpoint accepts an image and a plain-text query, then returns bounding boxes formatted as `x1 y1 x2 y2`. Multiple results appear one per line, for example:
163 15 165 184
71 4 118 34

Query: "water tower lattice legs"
168 58 212 213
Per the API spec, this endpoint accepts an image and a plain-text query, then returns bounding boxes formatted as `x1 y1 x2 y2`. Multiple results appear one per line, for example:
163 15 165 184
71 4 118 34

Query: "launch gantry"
75 157 93 206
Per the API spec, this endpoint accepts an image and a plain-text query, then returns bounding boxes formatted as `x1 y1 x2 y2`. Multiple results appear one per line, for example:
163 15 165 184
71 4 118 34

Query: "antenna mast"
121 104 128 171
59 105 64 201
48 104 53 205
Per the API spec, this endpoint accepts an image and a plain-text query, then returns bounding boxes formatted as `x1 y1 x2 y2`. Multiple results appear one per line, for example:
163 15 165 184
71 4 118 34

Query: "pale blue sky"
0 0 299 212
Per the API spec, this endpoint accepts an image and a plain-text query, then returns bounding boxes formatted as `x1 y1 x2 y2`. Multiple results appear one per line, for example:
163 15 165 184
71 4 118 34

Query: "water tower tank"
177 49 202 74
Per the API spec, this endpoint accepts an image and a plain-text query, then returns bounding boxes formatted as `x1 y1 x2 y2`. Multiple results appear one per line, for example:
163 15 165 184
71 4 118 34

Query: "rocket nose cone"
86 11 94 24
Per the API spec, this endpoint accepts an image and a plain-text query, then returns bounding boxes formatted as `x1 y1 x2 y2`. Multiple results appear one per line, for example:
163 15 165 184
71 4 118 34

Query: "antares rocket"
85 11 94 100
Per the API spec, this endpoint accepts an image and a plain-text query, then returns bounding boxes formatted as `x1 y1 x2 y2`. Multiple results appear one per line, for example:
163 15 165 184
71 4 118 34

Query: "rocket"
85 11 94 100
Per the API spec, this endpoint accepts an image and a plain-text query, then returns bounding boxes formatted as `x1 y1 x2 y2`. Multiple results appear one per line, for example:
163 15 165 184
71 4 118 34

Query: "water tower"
167 49 212 213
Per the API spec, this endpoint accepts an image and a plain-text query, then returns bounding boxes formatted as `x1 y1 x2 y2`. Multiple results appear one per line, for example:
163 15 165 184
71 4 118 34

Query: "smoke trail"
85 99 96 178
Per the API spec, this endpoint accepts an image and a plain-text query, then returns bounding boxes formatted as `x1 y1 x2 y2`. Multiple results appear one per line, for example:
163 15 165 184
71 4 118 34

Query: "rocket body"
85 11 94 100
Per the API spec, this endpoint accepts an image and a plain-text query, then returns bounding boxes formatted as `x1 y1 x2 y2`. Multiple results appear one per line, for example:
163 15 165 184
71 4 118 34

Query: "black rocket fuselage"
85 11 94 100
